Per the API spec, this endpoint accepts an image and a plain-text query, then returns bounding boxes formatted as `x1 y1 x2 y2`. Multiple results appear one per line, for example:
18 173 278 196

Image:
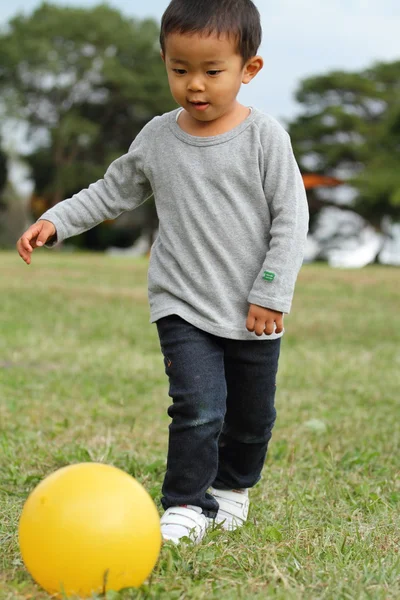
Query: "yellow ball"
18 463 161 597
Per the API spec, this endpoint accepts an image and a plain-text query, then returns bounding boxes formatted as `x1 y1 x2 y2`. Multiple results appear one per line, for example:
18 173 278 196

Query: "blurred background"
0 0 399 268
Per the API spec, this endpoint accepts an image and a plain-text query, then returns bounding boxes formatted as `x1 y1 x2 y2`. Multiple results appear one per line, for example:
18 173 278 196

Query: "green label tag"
263 271 275 282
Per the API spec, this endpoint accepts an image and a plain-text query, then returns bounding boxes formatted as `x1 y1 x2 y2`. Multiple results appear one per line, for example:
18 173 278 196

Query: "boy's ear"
242 56 264 84
160 50 165 63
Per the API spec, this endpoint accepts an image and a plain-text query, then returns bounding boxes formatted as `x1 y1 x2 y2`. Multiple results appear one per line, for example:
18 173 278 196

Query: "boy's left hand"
246 304 284 336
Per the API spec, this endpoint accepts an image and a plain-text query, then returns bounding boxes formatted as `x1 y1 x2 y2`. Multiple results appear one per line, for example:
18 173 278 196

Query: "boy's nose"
187 76 206 92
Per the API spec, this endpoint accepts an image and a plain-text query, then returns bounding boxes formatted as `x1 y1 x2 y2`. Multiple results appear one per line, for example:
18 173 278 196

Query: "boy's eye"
172 69 187 75
207 70 222 76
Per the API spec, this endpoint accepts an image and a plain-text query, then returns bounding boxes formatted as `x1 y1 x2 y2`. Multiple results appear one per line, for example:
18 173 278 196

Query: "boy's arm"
247 125 309 317
39 132 152 246
17 123 154 263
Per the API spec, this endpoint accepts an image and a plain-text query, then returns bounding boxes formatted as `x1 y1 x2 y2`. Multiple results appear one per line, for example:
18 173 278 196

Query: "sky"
1 0 400 126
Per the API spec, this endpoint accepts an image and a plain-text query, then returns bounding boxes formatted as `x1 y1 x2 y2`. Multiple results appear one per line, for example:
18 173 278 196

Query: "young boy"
17 0 308 544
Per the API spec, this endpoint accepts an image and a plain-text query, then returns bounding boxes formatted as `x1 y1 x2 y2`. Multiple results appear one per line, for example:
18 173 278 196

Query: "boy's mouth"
189 101 210 111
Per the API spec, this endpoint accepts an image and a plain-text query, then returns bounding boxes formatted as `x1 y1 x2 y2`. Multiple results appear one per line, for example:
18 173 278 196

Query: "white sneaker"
160 505 210 544
209 487 249 531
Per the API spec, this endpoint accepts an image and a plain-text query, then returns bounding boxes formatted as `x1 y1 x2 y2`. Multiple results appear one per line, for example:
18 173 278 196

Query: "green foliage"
0 2 176 206
0 148 7 201
289 60 400 225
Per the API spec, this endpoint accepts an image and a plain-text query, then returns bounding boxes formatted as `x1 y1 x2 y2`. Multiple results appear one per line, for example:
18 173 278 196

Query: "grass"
0 250 399 599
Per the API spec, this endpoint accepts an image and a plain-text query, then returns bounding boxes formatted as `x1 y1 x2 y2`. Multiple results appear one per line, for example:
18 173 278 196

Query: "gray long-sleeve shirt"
40 108 309 340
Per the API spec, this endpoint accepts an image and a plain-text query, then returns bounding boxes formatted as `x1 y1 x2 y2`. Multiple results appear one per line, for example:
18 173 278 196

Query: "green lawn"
1 250 399 599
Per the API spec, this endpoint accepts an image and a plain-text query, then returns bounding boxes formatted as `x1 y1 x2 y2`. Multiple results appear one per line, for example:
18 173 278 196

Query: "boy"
17 0 309 544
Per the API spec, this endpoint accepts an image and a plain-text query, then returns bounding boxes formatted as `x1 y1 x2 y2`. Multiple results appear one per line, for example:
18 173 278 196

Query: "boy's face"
162 31 261 124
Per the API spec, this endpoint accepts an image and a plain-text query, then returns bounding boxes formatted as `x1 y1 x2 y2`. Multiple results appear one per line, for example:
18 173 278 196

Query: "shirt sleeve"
39 121 155 245
247 123 309 313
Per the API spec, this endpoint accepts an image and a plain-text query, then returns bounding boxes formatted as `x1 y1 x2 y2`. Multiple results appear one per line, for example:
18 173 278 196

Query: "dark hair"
160 0 262 63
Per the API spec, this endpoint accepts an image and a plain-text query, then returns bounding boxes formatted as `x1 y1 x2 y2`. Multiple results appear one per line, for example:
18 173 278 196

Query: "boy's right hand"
16 220 56 265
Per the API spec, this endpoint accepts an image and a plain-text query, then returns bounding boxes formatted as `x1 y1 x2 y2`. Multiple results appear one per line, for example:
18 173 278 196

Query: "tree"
288 60 400 229
0 3 175 218
0 148 7 202
0 147 8 242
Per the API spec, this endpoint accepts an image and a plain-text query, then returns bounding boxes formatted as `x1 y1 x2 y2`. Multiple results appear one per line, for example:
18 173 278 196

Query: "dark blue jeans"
156 315 281 518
